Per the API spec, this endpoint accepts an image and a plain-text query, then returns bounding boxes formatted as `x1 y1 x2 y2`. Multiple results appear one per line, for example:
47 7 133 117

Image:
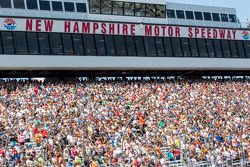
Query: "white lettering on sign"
1 17 249 40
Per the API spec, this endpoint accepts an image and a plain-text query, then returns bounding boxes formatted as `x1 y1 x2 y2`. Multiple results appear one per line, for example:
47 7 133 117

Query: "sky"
166 0 250 25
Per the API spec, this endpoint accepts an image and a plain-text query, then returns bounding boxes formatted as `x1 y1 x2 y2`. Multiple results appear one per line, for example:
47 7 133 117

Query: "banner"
1 17 250 40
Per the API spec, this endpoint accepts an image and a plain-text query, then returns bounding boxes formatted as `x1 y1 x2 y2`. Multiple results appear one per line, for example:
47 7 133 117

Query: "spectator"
0 78 248 166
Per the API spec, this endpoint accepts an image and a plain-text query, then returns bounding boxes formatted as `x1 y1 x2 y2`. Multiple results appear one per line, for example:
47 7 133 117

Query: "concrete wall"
0 55 249 71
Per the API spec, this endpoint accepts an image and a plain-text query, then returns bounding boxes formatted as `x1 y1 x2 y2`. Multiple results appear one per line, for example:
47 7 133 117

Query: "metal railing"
2 140 249 166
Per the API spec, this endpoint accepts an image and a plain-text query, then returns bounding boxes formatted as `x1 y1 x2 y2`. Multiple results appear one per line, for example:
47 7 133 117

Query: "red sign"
0 17 248 40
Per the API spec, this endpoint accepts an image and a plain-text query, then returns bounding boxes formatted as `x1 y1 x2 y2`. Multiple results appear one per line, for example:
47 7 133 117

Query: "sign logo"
4 18 16 30
241 31 249 40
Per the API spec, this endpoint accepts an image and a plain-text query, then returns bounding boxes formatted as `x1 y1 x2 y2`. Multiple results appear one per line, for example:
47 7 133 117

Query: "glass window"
72 34 84 55
229 41 238 58
76 3 86 12
39 1 50 10
146 4 155 17
163 37 173 57
244 41 250 58
13 32 28 54
135 36 145 56
221 14 229 22
124 2 134 16
114 36 127 56
0 0 11 8
52 1 62 11
0 34 3 54
229 14 236 22
144 37 157 56
214 40 223 58
26 0 38 9
62 34 74 55
1 32 14 54
104 35 116 56
206 39 215 57
83 35 96 55
38 33 50 55
64 2 75 12
189 38 199 57
95 35 106 56
197 39 208 57
195 11 203 20
13 0 25 9
101 0 111 14
171 38 183 57
185 11 194 19
204 12 212 21
212 13 220 21
112 1 123 15
236 41 245 58
125 36 136 56
176 10 185 19
27 33 39 55
181 38 191 57
49 33 63 55
89 0 100 14
156 5 165 18
167 9 175 18
221 40 231 58
135 3 145 17
155 37 165 57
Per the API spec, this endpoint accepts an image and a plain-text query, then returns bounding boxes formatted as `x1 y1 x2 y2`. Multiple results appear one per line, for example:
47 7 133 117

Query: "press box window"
14 32 28 55
38 33 50 55
194 12 203 20
64 2 75 12
167 10 175 18
27 0 38 9
146 4 155 17
27 33 40 55
221 14 229 22
156 5 165 18
52 1 63 11
135 3 145 17
176 10 185 19
76 3 86 12
95 35 106 56
13 0 25 9
83 35 96 55
212 13 220 21
105 36 116 56
204 12 212 21
144 37 157 56
124 2 134 16
114 36 127 56
1 32 14 54
72 34 84 55
185 11 194 19
101 0 111 14
89 0 100 14
171 38 183 57
49 33 63 55
62 34 74 55
125 36 136 56
112 1 123 15
39 1 51 11
229 14 236 22
0 0 11 8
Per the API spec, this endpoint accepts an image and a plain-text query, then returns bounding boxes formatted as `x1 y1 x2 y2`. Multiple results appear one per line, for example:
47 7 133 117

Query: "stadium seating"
0 78 249 166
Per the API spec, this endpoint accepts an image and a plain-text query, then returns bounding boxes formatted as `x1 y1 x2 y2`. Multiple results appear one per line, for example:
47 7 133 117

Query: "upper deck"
0 0 240 28
0 0 249 72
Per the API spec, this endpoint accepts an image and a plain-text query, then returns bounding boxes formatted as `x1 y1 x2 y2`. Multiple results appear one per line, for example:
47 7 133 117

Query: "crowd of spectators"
0 77 249 166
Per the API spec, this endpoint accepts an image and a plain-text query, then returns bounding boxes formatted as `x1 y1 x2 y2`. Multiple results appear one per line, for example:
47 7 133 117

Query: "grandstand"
0 0 249 166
